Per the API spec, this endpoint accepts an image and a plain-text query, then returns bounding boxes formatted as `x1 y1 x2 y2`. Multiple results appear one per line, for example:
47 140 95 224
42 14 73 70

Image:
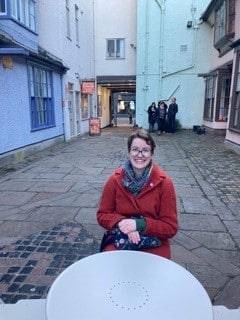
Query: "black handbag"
100 227 161 252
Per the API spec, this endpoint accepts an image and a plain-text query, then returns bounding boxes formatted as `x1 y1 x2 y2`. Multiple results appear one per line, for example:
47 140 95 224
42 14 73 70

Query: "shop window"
107 39 125 59
204 77 215 121
11 0 36 31
216 75 231 121
81 94 89 119
214 0 235 54
28 63 55 130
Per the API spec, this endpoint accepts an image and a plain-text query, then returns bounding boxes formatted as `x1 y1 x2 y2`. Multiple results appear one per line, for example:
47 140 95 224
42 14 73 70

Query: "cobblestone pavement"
0 127 239 308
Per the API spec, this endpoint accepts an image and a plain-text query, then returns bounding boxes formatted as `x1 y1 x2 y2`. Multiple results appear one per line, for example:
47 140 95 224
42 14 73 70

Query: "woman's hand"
128 231 141 244
118 219 136 234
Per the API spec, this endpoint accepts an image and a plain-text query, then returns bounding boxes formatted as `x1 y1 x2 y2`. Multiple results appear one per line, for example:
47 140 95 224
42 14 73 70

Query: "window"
75 4 79 46
204 77 216 121
81 94 89 119
28 64 55 130
229 57 240 131
215 2 226 44
214 0 235 54
11 0 36 31
216 75 231 121
107 39 125 59
0 0 6 14
66 0 71 39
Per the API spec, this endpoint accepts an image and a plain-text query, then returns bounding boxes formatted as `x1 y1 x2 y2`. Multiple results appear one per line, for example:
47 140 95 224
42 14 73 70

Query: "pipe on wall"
154 0 201 101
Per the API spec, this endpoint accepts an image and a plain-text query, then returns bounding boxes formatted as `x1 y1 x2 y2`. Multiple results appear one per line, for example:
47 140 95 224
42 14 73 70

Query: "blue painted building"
0 0 67 166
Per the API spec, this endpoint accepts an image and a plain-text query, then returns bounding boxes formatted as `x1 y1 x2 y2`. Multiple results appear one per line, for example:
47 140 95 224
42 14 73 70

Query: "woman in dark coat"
157 101 168 135
147 102 157 132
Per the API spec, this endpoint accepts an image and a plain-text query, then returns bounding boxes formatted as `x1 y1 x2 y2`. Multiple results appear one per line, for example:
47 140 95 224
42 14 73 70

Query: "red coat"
97 164 178 259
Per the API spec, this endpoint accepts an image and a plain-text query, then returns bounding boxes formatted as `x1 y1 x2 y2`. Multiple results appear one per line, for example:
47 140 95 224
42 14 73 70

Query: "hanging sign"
81 81 95 94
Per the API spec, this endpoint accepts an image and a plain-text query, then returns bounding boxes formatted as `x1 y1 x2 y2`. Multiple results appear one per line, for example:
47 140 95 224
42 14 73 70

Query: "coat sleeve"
96 174 124 230
143 177 178 240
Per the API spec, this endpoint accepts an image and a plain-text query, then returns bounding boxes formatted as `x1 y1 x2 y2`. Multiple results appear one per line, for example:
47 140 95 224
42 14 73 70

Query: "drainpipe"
93 0 97 118
142 0 150 110
154 0 165 99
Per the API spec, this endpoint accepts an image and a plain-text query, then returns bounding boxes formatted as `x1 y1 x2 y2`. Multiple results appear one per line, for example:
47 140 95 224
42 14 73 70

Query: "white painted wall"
37 0 95 139
94 0 137 76
136 0 212 129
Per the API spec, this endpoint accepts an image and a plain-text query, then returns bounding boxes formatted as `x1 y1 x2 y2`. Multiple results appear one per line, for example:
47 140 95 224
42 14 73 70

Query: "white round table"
46 251 213 320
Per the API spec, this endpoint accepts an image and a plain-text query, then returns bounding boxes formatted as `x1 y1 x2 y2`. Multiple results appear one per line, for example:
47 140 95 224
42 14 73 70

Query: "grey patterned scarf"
122 160 152 196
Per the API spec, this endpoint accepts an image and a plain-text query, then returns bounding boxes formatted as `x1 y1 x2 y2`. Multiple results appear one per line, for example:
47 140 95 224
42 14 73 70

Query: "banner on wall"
81 81 95 94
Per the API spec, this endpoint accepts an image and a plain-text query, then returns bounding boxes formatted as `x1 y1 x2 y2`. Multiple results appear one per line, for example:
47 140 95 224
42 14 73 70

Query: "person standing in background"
167 97 178 133
157 101 168 135
147 102 157 132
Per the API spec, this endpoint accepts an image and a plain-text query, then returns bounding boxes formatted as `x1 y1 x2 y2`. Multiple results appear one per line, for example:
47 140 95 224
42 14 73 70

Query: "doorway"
111 92 136 127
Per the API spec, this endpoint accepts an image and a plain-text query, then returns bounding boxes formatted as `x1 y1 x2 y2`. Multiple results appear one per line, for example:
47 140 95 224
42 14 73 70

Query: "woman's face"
129 138 153 176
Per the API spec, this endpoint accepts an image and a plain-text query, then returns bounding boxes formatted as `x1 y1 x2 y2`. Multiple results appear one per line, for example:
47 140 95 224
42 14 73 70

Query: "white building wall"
136 0 212 129
37 0 95 139
94 0 137 76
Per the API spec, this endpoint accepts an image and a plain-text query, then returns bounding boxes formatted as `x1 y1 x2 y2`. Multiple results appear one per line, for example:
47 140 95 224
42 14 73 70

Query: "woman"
147 102 157 132
157 101 168 135
97 129 178 259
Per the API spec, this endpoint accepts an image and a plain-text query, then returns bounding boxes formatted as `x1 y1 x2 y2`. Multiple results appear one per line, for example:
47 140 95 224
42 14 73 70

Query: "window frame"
229 54 240 131
11 0 36 31
215 73 231 122
203 76 216 121
28 62 55 131
0 0 6 14
106 38 125 59
214 0 235 55
81 94 90 119
66 0 71 39
75 4 79 46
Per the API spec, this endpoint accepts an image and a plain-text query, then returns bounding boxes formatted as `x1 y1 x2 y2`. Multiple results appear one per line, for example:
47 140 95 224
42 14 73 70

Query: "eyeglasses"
130 147 151 156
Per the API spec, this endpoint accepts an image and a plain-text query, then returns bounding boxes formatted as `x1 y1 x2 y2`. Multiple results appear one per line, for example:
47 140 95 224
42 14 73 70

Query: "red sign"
81 81 95 94
89 118 101 136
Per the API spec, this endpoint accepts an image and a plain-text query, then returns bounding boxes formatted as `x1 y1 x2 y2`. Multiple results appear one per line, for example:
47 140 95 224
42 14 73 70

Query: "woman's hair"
127 129 156 154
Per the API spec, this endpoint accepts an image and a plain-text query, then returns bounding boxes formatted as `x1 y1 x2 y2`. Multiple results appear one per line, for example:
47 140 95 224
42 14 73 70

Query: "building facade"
135 0 212 129
0 0 96 166
200 0 240 154
0 0 68 166
94 0 137 128
1 0 240 166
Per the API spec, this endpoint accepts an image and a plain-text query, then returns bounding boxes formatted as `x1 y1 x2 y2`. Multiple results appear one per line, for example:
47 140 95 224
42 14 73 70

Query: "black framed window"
229 55 240 131
216 75 231 121
214 0 235 55
204 77 216 121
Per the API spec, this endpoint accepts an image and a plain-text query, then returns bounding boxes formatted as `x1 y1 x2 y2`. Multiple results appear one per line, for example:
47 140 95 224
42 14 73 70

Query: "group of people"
147 97 178 134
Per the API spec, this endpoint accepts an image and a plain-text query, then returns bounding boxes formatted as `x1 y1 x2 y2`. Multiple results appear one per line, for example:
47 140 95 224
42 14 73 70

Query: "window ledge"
228 127 240 134
214 33 235 52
